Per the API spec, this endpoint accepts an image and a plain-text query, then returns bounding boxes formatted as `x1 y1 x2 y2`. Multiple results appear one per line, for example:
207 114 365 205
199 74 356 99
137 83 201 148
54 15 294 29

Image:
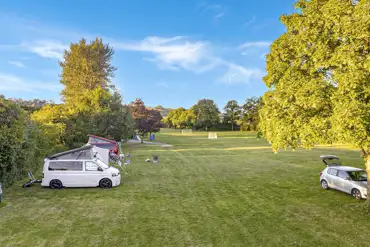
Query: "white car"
320 155 367 200
42 146 121 189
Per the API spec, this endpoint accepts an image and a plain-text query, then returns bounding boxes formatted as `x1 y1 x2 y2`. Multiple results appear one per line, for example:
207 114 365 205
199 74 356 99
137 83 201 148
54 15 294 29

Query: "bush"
0 97 50 187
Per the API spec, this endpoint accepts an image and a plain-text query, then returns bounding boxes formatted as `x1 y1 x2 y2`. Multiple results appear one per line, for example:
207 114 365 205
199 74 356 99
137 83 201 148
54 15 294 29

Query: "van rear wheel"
50 179 63 189
99 178 112 188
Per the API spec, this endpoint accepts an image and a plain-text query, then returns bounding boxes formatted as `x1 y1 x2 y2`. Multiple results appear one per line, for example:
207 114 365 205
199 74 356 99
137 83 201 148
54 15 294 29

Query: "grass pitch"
0 129 368 246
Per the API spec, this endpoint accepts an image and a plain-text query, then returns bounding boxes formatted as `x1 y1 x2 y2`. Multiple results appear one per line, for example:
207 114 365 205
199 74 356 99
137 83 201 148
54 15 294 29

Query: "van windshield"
96 159 109 169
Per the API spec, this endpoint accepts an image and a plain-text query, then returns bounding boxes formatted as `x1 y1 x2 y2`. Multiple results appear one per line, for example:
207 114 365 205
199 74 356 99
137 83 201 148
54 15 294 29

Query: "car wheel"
351 189 362 200
50 179 63 189
321 180 329 190
99 178 112 188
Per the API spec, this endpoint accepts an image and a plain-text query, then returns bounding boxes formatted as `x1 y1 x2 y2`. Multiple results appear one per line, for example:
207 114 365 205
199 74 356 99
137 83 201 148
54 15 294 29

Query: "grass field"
1 129 369 246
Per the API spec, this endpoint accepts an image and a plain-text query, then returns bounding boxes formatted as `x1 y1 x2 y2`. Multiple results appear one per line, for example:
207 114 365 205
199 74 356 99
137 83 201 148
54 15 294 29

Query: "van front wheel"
99 178 112 188
50 179 63 189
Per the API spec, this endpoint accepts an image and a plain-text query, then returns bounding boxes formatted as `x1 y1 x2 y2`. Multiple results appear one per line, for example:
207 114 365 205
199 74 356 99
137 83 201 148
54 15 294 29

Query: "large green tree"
192 99 220 131
60 38 116 113
239 97 263 131
32 38 133 148
260 0 370 197
224 100 241 131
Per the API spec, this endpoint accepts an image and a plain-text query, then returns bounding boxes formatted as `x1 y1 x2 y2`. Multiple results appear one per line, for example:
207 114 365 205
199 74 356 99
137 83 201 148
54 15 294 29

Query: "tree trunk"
231 122 234 131
205 126 208 131
366 157 370 203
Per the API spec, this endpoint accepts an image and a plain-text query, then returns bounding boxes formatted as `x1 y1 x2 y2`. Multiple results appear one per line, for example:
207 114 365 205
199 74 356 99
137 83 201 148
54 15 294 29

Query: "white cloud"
113 36 219 73
239 41 271 49
218 62 263 84
21 40 68 60
239 41 271 56
214 12 225 20
8 61 25 68
0 74 62 92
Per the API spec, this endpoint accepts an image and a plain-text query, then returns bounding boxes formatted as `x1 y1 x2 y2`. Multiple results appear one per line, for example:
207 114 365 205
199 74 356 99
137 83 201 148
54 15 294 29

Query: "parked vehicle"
320 155 367 200
41 146 121 189
87 134 118 154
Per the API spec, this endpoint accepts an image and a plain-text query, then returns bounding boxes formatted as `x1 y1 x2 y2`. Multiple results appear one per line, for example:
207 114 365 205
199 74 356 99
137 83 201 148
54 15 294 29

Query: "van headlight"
112 173 119 177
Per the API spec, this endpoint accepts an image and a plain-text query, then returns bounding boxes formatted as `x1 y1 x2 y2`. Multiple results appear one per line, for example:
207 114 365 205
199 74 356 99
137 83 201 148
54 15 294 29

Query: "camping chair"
23 171 42 188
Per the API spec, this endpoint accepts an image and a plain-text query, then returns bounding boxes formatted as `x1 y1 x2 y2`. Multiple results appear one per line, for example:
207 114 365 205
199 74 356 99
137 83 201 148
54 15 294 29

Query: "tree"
32 38 133 148
259 0 370 200
60 38 116 113
239 97 263 131
147 109 163 135
224 100 241 131
130 99 162 143
192 99 220 131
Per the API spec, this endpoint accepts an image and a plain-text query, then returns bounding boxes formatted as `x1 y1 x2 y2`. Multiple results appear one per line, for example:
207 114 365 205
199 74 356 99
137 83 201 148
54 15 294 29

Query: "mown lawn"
0 129 369 246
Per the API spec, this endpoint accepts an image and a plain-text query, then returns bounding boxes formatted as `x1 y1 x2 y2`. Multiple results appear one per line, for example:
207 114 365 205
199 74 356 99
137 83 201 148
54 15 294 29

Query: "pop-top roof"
87 134 117 144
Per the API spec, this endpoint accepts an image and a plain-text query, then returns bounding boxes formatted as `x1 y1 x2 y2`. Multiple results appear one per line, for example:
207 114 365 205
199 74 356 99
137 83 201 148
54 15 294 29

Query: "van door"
48 161 83 187
84 161 105 187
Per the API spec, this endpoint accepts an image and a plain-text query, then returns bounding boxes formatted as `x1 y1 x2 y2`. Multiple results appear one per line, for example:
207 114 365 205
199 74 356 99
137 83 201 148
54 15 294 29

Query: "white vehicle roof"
327 166 364 172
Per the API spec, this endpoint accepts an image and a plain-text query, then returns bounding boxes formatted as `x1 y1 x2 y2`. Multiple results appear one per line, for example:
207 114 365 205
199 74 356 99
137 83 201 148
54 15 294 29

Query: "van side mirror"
98 167 103 172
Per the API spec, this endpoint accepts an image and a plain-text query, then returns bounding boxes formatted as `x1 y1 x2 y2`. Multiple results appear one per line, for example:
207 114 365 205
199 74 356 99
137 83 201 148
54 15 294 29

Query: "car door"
84 161 104 187
335 170 352 194
326 168 339 188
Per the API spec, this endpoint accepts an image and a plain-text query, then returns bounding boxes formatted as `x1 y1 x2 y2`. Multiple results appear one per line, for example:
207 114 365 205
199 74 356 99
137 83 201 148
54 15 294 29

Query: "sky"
0 0 296 109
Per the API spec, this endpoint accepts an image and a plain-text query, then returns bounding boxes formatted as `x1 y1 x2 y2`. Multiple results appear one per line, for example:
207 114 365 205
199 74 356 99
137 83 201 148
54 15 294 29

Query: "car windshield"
96 159 109 169
348 171 367 181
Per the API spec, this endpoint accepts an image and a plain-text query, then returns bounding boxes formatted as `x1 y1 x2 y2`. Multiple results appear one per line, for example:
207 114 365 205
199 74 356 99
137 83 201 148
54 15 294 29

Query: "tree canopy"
261 0 370 152
192 99 220 131
60 38 116 113
239 97 263 132
32 38 133 148
224 100 241 131
130 99 162 142
260 0 370 192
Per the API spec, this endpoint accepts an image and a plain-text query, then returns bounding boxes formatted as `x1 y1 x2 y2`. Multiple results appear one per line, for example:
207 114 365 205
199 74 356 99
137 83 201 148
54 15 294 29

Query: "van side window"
85 161 99 171
48 161 83 171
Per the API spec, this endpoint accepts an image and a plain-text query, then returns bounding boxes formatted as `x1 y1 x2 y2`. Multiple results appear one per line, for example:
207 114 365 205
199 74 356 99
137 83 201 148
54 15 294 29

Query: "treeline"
164 97 263 131
0 38 134 187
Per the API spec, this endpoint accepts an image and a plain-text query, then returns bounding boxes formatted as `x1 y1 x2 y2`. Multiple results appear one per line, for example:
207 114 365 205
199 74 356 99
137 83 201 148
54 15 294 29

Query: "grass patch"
0 129 369 246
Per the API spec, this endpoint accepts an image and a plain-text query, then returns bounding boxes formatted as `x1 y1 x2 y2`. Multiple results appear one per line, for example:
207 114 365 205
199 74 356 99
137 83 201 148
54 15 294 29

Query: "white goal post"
181 129 193 135
208 132 218 139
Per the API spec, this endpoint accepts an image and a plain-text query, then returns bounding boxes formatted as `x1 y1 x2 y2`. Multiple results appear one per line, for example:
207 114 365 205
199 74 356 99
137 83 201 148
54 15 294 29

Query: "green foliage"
164 108 196 129
0 97 49 187
224 100 241 131
192 99 220 131
60 38 116 113
239 97 263 132
260 0 370 153
32 38 133 149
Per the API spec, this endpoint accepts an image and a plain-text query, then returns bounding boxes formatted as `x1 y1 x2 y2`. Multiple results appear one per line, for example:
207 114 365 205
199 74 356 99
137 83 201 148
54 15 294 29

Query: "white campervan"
41 146 121 189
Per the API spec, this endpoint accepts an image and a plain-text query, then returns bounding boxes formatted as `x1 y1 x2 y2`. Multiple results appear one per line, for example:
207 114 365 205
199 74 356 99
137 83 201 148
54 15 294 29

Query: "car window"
85 161 99 171
48 161 83 171
338 170 349 179
328 168 338 176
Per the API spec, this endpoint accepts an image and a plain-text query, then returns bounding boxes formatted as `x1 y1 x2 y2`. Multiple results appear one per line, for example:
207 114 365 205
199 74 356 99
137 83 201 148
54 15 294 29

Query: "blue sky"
0 0 295 109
